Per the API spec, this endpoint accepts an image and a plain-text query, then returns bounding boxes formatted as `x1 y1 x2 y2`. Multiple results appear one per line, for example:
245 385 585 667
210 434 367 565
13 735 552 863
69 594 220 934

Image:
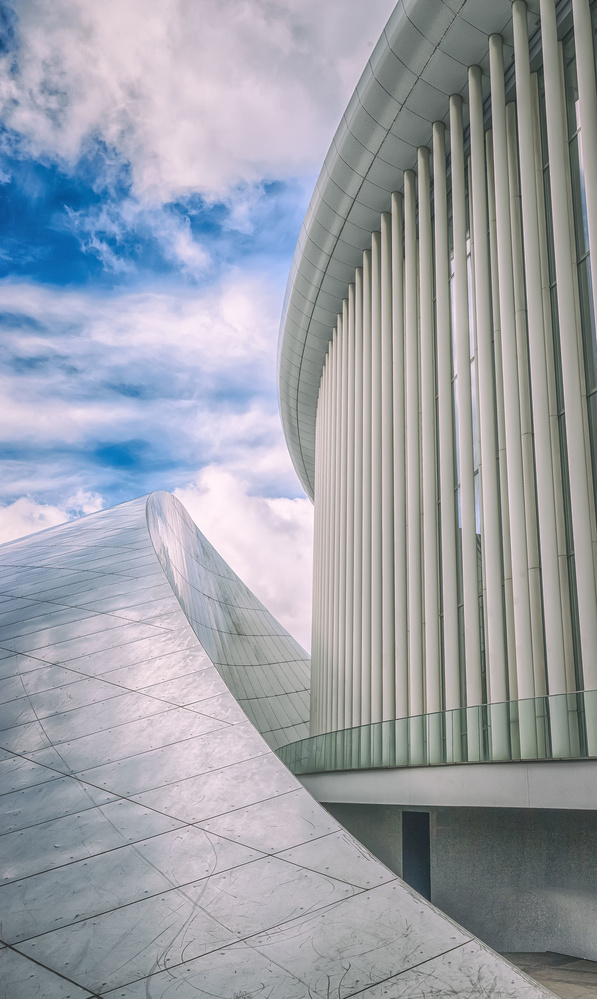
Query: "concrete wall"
323 802 403 878
322 802 597 961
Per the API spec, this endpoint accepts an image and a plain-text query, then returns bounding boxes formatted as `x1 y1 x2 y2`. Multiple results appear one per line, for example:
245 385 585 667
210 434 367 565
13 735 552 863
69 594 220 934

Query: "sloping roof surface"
0 494 550 997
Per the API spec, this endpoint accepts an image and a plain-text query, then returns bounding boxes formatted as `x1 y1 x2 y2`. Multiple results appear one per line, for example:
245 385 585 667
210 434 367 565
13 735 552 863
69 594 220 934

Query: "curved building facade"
280 0 597 767
279 0 597 963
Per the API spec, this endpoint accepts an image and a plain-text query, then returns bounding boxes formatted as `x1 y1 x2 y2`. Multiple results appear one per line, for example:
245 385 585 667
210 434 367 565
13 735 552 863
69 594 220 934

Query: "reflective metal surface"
0 494 552 996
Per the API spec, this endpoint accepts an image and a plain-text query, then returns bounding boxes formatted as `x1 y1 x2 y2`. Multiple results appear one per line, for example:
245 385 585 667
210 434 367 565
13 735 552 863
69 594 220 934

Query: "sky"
0 0 396 649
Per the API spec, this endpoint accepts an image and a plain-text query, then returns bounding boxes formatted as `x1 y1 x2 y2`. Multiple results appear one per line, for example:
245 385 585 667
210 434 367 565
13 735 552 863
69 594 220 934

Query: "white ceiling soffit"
278 0 522 499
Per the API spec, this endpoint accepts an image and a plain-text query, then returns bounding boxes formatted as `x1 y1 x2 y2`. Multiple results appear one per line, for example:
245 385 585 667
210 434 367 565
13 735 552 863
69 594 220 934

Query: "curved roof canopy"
278 0 546 498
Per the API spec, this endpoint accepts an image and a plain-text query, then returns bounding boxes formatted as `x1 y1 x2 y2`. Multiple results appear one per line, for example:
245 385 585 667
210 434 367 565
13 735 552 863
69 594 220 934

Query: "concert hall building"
278 0 597 960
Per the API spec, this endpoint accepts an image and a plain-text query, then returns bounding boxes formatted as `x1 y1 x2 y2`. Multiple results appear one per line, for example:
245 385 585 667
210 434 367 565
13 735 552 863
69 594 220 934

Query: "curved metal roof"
0 493 549 996
278 0 531 498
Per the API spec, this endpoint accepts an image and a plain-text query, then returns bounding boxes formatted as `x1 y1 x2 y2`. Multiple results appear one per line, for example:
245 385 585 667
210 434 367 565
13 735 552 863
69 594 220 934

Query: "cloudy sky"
0 0 395 648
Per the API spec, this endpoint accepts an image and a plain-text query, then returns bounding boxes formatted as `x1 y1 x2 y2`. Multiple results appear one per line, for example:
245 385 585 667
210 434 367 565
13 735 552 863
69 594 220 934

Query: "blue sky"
0 0 395 645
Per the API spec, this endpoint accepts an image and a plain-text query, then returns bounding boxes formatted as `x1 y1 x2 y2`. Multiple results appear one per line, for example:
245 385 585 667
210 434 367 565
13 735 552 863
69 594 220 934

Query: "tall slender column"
380 212 396 725
418 147 441 710
469 67 510 759
319 360 331 734
433 123 460 727
468 67 508 710
419 147 441 762
572 0 597 328
486 129 518 702
353 268 364 727
331 325 342 732
361 250 373 725
345 284 356 727
450 97 483 736
311 367 324 734
325 333 337 732
540 0 597 708
392 193 408 729
337 301 349 731
507 101 547 701
531 73 577 693
513 2 568 746
490 35 537 756
370 232 383 725
405 170 423 736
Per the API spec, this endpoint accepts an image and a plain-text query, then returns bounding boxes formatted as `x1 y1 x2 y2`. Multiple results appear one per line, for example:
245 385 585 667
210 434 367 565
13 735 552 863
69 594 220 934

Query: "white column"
506 100 547 702
513 1 568 731
433 123 460 725
311 364 324 734
404 170 423 729
392 193 408 748
380 212 396 724
353 268 364 728
540 0 597 706
450 96 483 730
337 301 349 731
531 72 577 693
370 231 383 725
345 284 356 727
468 68 510 761
331 325 342 732
320 359 332 734
324 332 337 732
486 128 518 702
418 147 441 712
468 67 508 712
489 38 537 758
572 0 597 329
361 249 373 725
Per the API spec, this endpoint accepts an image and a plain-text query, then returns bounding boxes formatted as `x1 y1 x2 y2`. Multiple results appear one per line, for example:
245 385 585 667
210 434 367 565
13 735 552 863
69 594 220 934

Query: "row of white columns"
310 0 597 756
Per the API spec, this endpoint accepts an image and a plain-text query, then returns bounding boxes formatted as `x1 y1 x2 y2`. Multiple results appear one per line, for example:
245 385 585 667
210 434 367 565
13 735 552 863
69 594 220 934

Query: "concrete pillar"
310 363 324 734
338 301 350 731
361 250 373 725
530 72 578 695
380 212 396 724
405 169 424 766
468 67 508 708
506 101 547 706
345 284 356 727
331 322 342 732
489 35 538 757
392 193 408 727
513 1 570 754
325 332 337 732
419 146 441 762
353 268 364 728
433 122 461 726
486 128 518 705
371 231 383 725
540 0 597 715
450 96 483 742
468 67 510 760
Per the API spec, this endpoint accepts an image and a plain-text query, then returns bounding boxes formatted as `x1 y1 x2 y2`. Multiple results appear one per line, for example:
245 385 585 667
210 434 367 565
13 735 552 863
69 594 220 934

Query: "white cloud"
66 488 105 515
175 464 313 650
0 496 68 544
65 199 210 277
0 275 303 505
0 488 107 545
2 0 397 201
